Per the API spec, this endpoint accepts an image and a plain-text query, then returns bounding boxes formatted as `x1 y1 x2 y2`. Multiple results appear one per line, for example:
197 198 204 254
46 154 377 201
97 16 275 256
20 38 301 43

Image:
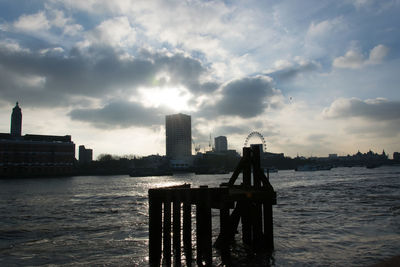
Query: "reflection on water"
0 167 400 266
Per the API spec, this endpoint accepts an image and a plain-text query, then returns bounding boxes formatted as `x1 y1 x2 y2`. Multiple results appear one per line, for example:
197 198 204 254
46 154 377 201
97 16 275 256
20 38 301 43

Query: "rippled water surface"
1 167 400 266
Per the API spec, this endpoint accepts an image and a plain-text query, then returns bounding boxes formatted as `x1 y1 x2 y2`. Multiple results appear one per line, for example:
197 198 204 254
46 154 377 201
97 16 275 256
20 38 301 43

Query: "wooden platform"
148 146 276 266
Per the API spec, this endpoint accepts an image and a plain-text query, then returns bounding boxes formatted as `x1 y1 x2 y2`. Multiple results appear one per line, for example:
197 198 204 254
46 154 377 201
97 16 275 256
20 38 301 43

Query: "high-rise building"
165 113 191 159
79 145 93 163
10 102 22 137
214 136 227 152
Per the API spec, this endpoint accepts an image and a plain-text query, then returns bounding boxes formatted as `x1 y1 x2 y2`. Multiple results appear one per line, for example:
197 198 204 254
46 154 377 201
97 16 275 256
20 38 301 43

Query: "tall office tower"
79 145 93 163
10 102 22 137
215 136 228 152
165 113 191 159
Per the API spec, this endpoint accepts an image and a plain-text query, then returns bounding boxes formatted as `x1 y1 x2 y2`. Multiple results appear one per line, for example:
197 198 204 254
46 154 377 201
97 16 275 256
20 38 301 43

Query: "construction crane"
208 133 213 151
192 139 201 153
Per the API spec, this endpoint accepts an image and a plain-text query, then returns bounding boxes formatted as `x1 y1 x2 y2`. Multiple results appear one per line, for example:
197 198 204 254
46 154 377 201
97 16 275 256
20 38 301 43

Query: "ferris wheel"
244 131 267 152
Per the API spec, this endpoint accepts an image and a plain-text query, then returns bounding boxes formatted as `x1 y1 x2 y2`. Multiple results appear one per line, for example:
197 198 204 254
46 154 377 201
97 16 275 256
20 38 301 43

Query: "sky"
0 0 399 159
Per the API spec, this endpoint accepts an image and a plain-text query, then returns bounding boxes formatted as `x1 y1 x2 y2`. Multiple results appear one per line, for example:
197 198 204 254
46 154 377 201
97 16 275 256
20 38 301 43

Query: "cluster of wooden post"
149 185 218 266
148 146 276 266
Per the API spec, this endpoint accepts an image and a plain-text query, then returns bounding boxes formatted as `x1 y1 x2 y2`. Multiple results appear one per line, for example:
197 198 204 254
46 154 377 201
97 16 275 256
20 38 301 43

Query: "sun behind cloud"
136 86 193 112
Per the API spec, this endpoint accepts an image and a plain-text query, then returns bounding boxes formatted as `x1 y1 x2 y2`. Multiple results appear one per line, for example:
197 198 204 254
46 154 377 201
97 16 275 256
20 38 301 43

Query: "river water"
1 166 400 266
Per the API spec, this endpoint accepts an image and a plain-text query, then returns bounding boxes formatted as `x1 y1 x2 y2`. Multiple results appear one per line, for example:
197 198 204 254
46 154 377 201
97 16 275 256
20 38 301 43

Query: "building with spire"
10 102 22 137
0 102 76 177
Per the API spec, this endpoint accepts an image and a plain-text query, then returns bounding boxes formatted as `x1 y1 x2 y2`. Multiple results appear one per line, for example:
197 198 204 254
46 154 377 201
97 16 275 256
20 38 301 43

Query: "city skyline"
0 1 399 158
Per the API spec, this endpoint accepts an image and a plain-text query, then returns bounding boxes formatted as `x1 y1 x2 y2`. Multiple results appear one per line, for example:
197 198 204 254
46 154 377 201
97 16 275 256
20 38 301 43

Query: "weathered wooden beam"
173 195 181 266
148 144 277 265
183 190 192 265
243 147 252 186
204 190 212 266
252 145 262 188
149 190 162 267
163 195 171 266
196 202 203 265
228 157 245 186
216 202 231 265
263 201 274 250
252 203 263 250
195 186 213 266
241 204 252 246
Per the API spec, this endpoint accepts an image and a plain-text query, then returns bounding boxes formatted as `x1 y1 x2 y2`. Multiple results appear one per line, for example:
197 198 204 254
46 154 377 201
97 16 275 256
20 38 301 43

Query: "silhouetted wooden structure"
148 146 276 266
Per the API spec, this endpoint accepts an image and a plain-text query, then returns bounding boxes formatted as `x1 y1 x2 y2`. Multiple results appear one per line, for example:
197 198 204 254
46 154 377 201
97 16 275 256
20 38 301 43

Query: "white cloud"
47 9 83 36
49 9 68 28
322 97 400 121
332 49 365 69
40 47 64 54
16 75 46 89
0 40 30 53
2 8 83 39
13 11 50 32
63 23 83 36
264 57 320 81
333 44 389 69
307 17 345 37
367 44 390 64
83 17 136 48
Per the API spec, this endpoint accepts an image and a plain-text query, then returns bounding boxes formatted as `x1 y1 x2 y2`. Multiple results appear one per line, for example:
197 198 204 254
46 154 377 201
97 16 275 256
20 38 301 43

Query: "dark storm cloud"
214 125 248 135
323 98 400 121
0 44 217 107
307 134 328 142
69 100 169 128
266 60 319 82
214 76 280 118
151 52 220 94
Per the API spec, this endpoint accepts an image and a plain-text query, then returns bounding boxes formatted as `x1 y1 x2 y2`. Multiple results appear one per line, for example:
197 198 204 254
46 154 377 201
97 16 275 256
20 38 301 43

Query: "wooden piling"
219 202 231 264
195 199 203 265
149 190 162 266
263 201 274 250
204 189 212 266
183 190 192 265
242 148 252 246
163 195 171 265
196 186 212 266
243 147 252 186
148 146 277 265
251 145 264 249
173 194 182 266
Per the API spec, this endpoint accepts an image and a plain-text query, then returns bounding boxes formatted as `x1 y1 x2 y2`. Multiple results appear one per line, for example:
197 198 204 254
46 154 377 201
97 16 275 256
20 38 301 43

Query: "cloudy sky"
0 0 399 159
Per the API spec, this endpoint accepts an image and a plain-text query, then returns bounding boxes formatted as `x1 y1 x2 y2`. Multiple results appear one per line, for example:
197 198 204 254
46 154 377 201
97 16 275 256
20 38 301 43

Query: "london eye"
244 131 267 152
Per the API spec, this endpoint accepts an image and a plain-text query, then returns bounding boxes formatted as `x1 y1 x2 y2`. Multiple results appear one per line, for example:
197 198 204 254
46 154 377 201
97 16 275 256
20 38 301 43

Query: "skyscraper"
79 145 93 163
165 113 191 159
215 136 228 152
10 102 22 137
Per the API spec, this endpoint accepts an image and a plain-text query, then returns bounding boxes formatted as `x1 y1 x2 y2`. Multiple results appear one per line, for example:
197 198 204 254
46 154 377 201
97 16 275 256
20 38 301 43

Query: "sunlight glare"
138 86 193 111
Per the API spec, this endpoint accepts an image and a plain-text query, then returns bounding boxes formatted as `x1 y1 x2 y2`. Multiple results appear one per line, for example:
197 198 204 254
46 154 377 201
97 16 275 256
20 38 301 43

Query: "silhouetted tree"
97 154 113 161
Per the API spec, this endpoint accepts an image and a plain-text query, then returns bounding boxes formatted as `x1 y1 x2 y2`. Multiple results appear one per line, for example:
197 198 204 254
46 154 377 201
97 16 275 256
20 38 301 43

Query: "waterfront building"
0 103 76 177
214 136 228 152
165 113 191 159
79 145 93 164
